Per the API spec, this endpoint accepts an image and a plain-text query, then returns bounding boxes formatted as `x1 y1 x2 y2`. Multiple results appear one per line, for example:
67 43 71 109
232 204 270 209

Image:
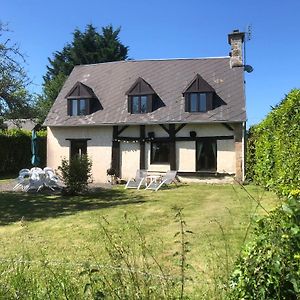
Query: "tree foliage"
38 24 128 122
0 22 34 119
246 89 300 195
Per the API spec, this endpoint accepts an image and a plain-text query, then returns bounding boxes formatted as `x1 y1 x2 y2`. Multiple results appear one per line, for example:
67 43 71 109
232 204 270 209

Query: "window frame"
68 98 90 116
185 92 213 113
69 139 89 159
150 141 170 164
189 93 207 113
196 138 217 171
129 95 152 114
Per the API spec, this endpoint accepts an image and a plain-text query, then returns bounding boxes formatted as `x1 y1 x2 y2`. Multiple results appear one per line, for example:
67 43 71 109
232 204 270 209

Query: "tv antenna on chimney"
244 24 253 73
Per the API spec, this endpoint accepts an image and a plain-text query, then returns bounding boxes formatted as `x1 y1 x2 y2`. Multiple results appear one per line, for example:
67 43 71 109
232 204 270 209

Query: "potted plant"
107 168 117 185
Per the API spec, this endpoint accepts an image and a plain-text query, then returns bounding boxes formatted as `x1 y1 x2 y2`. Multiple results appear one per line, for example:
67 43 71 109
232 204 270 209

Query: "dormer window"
183 74 215 113
70 99 88 116
189 93 207 112
126 77 160 114
132 95 148 113
65 82 102 116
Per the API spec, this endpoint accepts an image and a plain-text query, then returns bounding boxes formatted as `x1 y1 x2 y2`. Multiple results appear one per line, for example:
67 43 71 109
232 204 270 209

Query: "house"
2 119 38 131
44 30 246 183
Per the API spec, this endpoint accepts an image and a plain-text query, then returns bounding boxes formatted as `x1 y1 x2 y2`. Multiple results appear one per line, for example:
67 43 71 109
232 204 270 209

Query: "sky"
2 0 300 126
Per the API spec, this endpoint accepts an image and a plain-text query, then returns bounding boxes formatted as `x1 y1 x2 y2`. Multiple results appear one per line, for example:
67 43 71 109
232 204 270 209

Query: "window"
189 93 207 112
79 99 87 115
196 140 217 171
66 82 101 116
183 74 215 112
151 142 170 163
131 95 149 114
68 98 101 116
70 139 87 159
126 77 162 114
69 99 88 116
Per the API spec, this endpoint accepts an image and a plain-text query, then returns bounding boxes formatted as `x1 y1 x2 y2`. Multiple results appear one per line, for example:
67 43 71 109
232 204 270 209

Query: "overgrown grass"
0 183 279 298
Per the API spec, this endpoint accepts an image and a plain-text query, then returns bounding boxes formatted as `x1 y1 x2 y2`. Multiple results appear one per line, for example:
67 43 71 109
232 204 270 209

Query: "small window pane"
132 96 139 113
79 99 87 115
70 140 87 159
151 142 170 163
72 100 78 116
140 96 148 113
190 93 198 112
199 93 207 112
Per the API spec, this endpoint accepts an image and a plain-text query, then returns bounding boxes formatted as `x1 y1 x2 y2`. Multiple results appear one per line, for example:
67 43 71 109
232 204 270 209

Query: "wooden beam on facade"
115 135 234 142
140 125 145 170
159 124 170 134
117 125 129 135
114 137 141 141
111 126 120 177
65 138 91 141
175 123 186 134
169 124 176 171
222 123 234 131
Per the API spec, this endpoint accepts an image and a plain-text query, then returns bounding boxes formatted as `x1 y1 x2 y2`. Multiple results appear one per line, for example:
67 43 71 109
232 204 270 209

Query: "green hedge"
0 129 47 175
246 89 300 195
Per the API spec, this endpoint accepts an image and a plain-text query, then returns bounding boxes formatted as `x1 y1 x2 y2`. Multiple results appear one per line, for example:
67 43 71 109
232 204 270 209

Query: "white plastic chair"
13 169 30 191
44 167 61 190
30 167 43 173
25 169 44 192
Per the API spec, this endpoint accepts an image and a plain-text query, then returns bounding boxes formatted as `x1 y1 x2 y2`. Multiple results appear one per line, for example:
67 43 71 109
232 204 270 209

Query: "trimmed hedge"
246 89 300 195
0 129 47 175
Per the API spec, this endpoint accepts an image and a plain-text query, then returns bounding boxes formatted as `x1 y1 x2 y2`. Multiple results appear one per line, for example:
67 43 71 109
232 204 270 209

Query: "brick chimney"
228 30 245 68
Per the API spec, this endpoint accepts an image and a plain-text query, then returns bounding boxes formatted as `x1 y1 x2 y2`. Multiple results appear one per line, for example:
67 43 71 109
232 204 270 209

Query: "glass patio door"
196 140 217 171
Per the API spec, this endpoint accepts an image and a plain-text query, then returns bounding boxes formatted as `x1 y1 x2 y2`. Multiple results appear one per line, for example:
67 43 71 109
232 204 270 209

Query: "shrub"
58 155 92 195
246 89 300 195
229 196 300 299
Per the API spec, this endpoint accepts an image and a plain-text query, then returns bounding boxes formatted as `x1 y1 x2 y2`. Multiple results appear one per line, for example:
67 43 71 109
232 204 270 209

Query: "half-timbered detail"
45 30 246 183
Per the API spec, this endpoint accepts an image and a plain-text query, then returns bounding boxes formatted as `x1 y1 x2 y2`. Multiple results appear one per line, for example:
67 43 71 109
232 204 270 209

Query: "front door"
196 139 217 171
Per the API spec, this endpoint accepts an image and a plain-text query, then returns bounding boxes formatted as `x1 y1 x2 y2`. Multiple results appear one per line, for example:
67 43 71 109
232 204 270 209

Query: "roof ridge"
73 56 230 68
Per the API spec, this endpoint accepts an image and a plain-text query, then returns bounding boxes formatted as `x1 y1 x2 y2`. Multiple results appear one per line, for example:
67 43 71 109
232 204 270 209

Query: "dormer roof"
183 74 215 94
65 81 98 99
126 77 156 95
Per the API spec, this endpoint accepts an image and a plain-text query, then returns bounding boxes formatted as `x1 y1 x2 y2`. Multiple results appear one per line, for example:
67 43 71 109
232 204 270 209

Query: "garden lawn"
0 182 279 296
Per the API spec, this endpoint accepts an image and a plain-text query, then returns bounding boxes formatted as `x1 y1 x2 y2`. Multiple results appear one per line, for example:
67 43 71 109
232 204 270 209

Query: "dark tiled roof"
4 119 38 131
44 58 246 126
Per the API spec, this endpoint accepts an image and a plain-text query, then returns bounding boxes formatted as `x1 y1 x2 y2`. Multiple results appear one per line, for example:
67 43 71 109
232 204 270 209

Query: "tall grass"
0 213 185 299
0 185 277 299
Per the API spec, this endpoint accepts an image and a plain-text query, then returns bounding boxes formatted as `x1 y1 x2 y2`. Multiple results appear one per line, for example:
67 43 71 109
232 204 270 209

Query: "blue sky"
2 0 300 126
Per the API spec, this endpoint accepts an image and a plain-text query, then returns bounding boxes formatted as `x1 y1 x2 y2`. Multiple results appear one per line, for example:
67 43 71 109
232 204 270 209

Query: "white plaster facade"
47 123 239 183
47 126 112 183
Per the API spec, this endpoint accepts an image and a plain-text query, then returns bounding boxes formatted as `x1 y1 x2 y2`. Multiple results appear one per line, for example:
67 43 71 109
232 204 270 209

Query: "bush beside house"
58 155 93 195
0 129 47 175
